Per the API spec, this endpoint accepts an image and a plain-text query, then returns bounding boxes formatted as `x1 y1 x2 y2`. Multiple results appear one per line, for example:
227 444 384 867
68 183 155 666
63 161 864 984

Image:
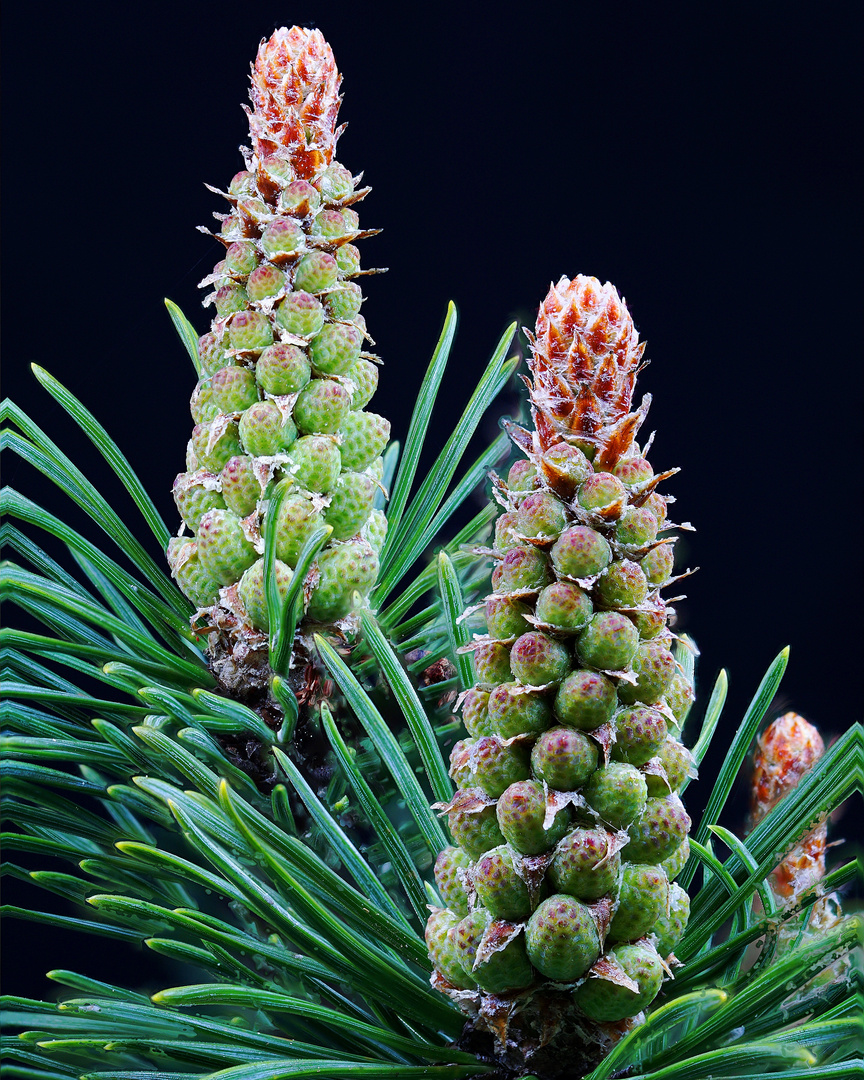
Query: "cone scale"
428 276 695 1072
167 28 389 697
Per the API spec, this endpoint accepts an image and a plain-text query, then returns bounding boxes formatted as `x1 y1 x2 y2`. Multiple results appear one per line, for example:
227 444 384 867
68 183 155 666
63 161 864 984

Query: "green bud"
507 459 540 492
612 457 653 486
577 472 627 513
496 780 570 855
309 321 363 375
509 631 571 685
284 435 341 493
210 365 260 413
198 332 229 376
229 310 274 352
462 689 495 737
535 581 593 632
577 611 640 670
214 281 248 317
326 282 364 320
173 471 226 530
279 180 320 216
324 470 377 539
261 218 305 258
554 669 617 730
525 895 600 982
584 763 648 829
338 411 390 470
274 292 325 337
220 455 260 517
615 506 659 547
448 798 505 859
294 379 352 435
196 508 257 586
306 540 378 621
654 882 690 955
425 908 476 990
540 442 593 496
516 490 569 540
246 263 285 301
316 164 355 201
256 343 312 395
574 943 663 1020
433 846 473 917
495 545 552 593
626 794 691 864
239 401 297 456
335 243 361 275
453 908 534 994
493 511 521 554
607 864 669 943
191 419 243 472
612 706 668 766
450 735 531 799
548 827 621 901
596 559 648 608
293 251 339 293
617 642 676 705
550 526 612 579
224 240 258 275
343 357 378 409
474 845 543 922
487 682 552 739
473 642 513 687
237 556 293 632
641 542 674 585
485 595 533 640
531 728 599 792
275 494 325 566
170 540 221 608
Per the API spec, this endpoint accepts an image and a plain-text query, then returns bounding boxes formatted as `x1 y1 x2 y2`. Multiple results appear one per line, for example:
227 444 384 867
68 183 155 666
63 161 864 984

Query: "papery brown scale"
546 323 569 367
568 343 595 383
573 385 602 436
533 409 559 452
596 353 619 400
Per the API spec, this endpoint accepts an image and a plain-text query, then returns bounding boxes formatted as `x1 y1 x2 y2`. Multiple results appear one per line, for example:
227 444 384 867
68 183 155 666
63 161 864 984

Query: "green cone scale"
427 276 695 1041
168 27 388 642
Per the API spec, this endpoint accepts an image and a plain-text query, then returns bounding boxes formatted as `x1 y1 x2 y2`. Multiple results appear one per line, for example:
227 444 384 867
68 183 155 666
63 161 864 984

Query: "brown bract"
527 275 647 467
247 27 342 178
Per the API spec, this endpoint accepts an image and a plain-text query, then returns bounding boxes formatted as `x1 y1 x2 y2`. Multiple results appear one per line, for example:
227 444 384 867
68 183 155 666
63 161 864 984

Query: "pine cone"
749 711 847 985
751 711 826 899
168 27 388 666
427 276 694 1068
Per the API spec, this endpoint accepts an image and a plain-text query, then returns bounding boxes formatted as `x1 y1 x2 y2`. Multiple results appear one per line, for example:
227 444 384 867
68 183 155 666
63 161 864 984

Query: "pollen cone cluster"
426 276 695 1069
167 28 388 667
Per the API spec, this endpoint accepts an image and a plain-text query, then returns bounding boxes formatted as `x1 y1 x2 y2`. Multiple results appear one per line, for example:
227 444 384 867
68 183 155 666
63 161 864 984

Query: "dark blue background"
3 1 861 999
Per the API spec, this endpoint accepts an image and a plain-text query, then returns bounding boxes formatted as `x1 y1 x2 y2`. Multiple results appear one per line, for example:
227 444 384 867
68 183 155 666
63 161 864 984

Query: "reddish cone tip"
248 26 342 177
529 275 646 461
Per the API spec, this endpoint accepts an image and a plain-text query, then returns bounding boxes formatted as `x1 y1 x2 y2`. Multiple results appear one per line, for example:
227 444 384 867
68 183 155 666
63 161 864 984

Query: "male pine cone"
167 28 388 660
427 276 695 1057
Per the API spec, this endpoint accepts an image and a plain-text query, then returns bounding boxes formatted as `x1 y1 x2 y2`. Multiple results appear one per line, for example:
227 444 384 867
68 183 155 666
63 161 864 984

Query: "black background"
3 2 862 999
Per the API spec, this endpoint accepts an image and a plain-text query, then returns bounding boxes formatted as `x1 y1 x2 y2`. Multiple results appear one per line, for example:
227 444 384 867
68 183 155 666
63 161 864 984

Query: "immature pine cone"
167 27 388 641
427 276 694 1069
750 711 845 969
